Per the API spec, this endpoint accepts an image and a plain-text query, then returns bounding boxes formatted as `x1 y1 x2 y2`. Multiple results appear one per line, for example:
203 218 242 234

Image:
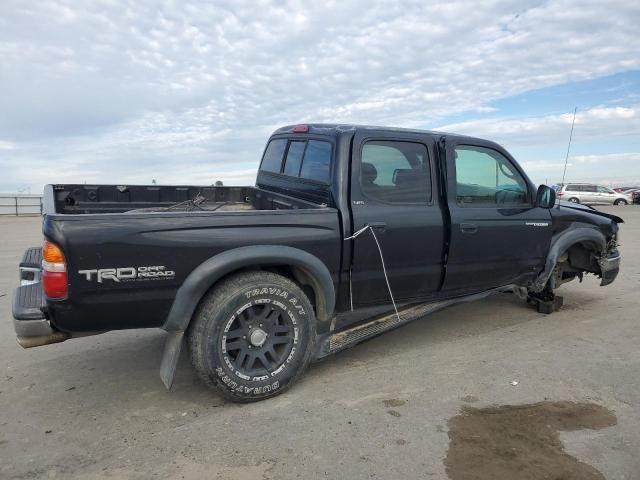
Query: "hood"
555 200 624 224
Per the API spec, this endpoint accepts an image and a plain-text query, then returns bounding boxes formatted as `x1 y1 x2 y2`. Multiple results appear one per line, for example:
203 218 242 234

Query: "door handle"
368 222 387 233
460 223 478 234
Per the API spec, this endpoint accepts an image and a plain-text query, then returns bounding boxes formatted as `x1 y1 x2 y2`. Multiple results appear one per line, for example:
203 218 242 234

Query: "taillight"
42 240 68 299
556 192 563 197
292 124 309 133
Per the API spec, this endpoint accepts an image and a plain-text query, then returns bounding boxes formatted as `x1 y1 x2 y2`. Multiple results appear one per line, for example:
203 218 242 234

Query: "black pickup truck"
12 124 622 402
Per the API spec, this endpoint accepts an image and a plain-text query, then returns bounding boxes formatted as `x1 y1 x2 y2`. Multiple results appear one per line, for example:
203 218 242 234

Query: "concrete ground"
0 207 638 480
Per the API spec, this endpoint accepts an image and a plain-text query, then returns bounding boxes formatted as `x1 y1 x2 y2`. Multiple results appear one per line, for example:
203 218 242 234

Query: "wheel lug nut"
259 324 263 327
242 336 246 339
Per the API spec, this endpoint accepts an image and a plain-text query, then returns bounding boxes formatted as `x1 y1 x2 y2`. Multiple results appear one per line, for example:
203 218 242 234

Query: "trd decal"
78 265 175 283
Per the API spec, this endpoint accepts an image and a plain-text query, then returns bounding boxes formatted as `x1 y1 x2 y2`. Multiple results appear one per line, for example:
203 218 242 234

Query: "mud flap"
159 331 184 390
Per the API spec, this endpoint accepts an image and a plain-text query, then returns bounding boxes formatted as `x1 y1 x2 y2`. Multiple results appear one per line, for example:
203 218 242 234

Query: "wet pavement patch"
444 401 616 480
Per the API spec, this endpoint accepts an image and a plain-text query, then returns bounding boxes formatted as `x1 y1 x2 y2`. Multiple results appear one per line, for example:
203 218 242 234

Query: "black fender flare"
531 227 606 292
162 245 336 332
159 245 335 389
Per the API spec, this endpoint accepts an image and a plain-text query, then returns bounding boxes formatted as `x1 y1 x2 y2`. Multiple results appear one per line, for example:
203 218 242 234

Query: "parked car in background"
613 187 640 204
553 183 631 205
613 186 639 193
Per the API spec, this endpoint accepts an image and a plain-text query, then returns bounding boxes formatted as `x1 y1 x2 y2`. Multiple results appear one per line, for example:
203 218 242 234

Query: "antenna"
558 107 577 208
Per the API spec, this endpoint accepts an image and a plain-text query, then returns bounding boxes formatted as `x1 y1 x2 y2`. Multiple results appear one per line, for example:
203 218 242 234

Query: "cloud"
1 0 639 191
520 153 640 183
437 104 640 146
572 152 640 164
438 105 640 184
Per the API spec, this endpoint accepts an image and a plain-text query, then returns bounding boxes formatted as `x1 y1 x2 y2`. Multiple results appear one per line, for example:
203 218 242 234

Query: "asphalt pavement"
1 206 638 479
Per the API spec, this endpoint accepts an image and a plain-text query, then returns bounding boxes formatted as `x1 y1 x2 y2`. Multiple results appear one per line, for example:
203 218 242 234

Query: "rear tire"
614 199 628 205
568 197 580 203
188 271 316 402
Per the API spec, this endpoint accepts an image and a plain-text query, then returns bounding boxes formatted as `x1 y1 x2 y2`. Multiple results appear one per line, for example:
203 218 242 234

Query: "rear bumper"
12 285 70 348
599 249 621 286
12 251 71 348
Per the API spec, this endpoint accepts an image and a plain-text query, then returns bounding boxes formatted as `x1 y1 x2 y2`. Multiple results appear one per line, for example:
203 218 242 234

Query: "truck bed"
40 183 341 333
44 184 324 215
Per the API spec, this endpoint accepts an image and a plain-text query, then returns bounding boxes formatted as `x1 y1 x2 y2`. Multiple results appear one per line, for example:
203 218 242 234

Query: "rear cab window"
261 139 288 173
259 138 332 184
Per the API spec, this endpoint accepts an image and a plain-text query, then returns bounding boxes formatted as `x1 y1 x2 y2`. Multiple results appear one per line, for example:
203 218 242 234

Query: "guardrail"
0 195 43 216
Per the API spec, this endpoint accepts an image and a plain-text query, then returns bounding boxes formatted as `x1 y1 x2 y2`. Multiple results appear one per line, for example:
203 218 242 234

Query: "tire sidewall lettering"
245 287 306 316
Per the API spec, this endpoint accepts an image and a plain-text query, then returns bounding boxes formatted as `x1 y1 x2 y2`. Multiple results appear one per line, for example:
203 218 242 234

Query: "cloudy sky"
1 0 639 193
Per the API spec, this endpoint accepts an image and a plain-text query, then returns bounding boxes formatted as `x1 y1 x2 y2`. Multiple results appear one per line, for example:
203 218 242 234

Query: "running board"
318 290 498 358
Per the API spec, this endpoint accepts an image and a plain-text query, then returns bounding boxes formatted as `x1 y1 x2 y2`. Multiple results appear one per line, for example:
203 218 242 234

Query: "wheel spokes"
226 328 244 341
236 350 248 368
265 346 278 362
225 340 243 351
224 304 294 376
256 353 269 370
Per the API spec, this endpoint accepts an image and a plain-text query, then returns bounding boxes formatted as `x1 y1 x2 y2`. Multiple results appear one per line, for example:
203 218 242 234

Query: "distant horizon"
2 170 639 196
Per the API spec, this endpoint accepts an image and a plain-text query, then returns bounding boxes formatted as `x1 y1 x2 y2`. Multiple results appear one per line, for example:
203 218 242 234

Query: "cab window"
454 145 529 206
300 140 332 183
282 141 306 177
360 140 431 203
260 138 332 184
260 139 287 173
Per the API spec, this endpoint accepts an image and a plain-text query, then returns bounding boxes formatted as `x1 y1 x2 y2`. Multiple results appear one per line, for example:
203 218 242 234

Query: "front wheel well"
567 242 601 271
551 241 603 288
532 228 608 293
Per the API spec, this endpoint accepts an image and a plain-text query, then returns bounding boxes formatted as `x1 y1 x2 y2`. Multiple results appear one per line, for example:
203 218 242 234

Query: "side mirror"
536 185 556 209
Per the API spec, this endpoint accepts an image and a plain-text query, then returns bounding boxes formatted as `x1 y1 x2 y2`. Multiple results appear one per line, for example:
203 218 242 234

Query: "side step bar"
318 290 497 358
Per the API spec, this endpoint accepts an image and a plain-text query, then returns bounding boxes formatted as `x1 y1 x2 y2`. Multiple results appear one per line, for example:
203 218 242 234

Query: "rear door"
582 185 598 204
443 140 552 292
348 132 445 307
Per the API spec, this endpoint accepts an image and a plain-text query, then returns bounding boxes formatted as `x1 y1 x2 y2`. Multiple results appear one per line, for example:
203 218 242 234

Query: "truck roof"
273 123 490 145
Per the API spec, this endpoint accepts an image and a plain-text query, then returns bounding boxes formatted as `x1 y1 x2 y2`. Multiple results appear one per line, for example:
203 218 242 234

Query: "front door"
596 185 616 204
349 133 445 307
443 141 553 292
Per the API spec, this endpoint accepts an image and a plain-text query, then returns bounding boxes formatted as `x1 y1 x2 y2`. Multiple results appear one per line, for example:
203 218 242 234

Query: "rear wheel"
614 199 628 205
568 197 580 203
188 271 316 402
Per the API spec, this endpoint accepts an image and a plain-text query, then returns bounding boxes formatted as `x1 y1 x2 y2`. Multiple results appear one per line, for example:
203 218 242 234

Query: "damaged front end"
547 227 621 291
527 208 623 314
597 234 621 286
